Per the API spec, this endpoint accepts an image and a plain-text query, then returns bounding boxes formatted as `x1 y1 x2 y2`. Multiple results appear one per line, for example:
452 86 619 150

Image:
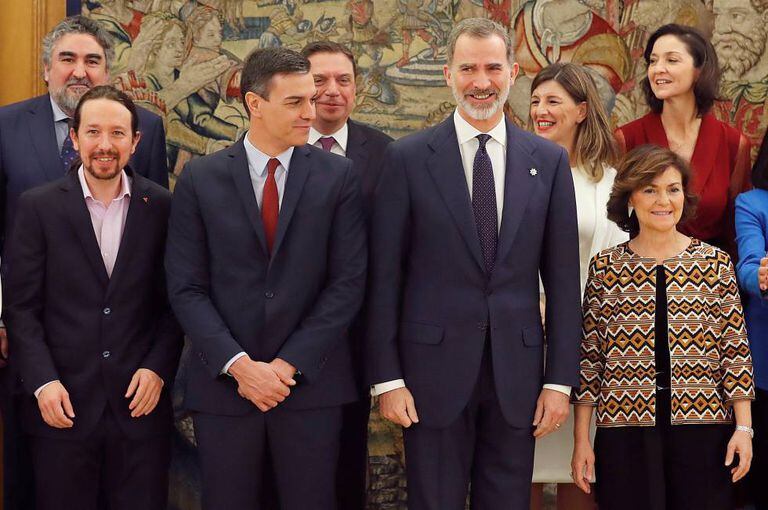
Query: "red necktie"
262 158 280 254
319 136 336 152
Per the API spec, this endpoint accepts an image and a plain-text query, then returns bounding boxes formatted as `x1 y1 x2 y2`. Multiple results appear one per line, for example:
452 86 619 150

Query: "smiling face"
71 98 140 181
444 33 518 131
629 165 685 236
530 79 586 153
647 34 699 102
245 71 317 155
308 51 356 134
45 33 109 116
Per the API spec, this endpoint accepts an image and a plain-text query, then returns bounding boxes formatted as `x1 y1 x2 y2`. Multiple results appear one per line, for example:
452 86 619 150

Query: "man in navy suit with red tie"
165 47 366 510
367 18 583 510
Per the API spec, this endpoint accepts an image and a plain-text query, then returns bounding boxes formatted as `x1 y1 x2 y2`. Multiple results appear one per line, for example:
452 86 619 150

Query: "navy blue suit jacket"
165 139 367 415
5 170 182 440
0 94 169 259
366 117 582 429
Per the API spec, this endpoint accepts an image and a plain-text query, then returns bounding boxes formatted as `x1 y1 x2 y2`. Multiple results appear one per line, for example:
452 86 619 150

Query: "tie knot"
476 134 491 148
319 136 336 152
267 158 280 175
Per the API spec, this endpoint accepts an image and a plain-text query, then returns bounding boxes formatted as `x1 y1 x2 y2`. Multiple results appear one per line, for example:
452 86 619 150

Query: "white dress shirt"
308 123 349 157
221 134 295 375
372 110 570 397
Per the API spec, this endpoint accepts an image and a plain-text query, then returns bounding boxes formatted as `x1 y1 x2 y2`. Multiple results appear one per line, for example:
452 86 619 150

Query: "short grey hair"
41 16 115 76
446 17 514 67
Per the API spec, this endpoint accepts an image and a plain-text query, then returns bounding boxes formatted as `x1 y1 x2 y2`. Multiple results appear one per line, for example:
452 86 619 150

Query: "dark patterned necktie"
60 122 78 173
473 134 498 273
319 136 336 152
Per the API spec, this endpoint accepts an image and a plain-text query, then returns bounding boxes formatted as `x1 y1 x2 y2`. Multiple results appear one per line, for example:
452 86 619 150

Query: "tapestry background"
80 1 768 509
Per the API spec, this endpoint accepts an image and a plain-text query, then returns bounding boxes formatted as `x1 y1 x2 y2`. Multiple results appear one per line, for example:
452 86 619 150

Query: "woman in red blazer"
616 24 751 258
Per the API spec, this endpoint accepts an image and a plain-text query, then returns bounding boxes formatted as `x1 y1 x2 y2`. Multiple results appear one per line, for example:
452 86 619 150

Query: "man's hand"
229 356 293 412
759 257 768 291
125 368 164 417
269 358 298 386
0 327 8 368
37 381 75 429
532 388 569 438
378 387 419 428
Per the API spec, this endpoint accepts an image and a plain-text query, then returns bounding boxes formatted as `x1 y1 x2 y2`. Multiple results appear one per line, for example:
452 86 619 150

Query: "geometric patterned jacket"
572 239 754 427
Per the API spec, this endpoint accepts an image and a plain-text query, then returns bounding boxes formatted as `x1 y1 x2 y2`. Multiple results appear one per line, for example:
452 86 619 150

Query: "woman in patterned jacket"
570 145 755 510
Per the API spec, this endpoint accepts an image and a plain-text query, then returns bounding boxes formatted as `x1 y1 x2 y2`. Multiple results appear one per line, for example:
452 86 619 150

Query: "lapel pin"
529 168 538 176
142 197 149 203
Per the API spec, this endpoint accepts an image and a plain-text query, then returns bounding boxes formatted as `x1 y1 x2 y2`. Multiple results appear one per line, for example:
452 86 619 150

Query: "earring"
628 204 634 216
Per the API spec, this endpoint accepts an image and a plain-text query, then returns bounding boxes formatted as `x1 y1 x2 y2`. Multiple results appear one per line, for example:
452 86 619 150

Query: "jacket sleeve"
5 193 59 394
717 250 755 402
145 115 169 189
365 144 410 386
735 193 767 303
572 255 605 406
276 161 367 382
165 165 245 378
540 148 583 387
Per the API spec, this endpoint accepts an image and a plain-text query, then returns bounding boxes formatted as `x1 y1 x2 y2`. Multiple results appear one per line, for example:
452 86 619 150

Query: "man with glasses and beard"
0 15 168 510
366 17 581 510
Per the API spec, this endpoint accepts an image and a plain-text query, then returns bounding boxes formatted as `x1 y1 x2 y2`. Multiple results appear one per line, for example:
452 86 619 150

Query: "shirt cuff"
543 383 571 397
371 379 406 397
34 380 58 399
221 352 248 376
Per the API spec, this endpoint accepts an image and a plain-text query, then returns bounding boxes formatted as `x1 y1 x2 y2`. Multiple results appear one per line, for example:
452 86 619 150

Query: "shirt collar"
243 133 295 177
308 122 349 152
78 165 132 202
49 95 70 123
452 109 507 148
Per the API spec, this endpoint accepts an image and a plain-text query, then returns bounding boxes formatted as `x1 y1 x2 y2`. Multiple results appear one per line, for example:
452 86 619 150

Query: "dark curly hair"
607 145 698 238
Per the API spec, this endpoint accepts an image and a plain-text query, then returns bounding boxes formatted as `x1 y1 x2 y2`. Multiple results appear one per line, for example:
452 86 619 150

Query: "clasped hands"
229 356 297 412
37 367 164 429
378 386 569 438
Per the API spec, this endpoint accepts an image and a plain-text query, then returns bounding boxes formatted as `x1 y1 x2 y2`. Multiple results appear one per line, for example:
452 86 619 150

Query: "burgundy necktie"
262 158 280 254
319 136 336 152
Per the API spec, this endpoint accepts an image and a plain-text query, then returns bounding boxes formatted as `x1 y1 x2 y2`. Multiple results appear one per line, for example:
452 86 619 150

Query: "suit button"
102 351 111 358
103 307 111 315
477 322 488 331
265 291 275 299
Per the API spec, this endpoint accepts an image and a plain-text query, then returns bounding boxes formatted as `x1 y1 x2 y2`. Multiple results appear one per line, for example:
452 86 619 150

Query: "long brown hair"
529 63 618 181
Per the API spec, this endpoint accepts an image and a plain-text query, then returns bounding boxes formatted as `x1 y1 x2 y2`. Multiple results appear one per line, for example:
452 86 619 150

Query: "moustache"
466 88 499 96
89 151 119 158
66 77 93 88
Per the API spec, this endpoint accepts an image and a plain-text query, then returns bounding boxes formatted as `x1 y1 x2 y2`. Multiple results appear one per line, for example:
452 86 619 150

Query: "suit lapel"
61 173 110 287
426 119 485 272
345 120 370 177
688 114 721 197
28 95 66 182
495 122 537 265
106 171 149 297
270 145 310 261
228 138 269 256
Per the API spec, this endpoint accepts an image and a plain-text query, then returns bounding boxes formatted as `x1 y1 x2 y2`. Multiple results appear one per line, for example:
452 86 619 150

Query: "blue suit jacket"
366 117 582 428
735 189 768 390
165 139 367 414
0 94 168 259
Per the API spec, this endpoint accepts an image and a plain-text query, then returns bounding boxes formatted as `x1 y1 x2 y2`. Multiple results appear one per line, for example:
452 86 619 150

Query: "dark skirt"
594 389 734 510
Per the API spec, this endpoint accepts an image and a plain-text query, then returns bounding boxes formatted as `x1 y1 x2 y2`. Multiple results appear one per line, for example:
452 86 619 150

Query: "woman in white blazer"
528 62 627 510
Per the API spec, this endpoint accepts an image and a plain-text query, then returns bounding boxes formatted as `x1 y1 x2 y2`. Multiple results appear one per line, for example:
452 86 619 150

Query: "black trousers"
336 398 370 510
193 404 343 510
403 347 535 510
30 407 171 510
0 368 35 510
594 389 733 510
751 387 768 510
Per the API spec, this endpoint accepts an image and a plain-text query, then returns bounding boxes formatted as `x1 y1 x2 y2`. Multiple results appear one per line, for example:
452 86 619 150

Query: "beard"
451 82 510 121
49 77 93 116
84 151 122 181
713 26 766 78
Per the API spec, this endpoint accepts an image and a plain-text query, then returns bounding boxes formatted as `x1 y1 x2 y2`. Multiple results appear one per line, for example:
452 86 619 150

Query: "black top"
655 265 671 390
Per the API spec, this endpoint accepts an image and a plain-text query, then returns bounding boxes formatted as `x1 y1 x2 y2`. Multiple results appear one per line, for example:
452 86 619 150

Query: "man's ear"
131 131 142 155
70 127 79 152
245 91 263 118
